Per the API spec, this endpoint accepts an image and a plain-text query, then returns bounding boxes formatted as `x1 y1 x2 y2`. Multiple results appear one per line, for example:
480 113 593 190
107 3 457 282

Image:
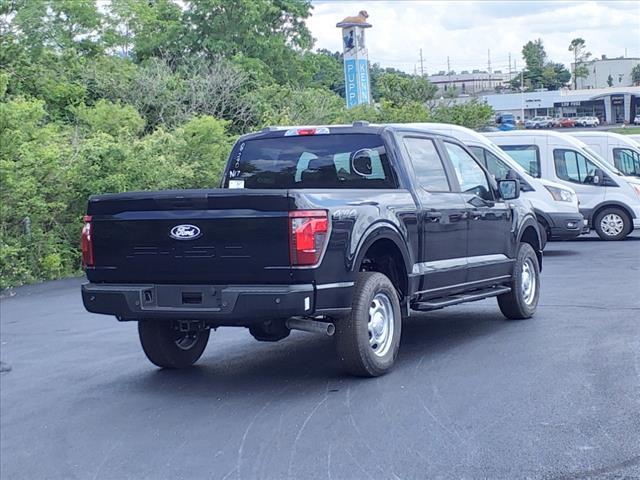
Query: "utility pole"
520 70 525 122
419 48 424 77
508 53 512 82
447 56 451 90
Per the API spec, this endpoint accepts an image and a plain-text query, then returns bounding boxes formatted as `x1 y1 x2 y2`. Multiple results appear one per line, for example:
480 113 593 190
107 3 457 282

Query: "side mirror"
593 168 604 185
498 179 520 200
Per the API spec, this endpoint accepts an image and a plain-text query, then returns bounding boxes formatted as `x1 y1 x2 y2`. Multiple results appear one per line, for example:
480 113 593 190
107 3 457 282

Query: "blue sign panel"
358 59 369 104
344 59 358 108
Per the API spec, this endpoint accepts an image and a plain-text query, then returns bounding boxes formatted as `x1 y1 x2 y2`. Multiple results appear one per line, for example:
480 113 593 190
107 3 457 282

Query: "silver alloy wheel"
174 331 199 350
521 258 537 306
600 213 624 237
368 292 395 357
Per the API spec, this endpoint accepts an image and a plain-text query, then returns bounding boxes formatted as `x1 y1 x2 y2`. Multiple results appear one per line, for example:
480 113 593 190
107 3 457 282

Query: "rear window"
225 134 397 189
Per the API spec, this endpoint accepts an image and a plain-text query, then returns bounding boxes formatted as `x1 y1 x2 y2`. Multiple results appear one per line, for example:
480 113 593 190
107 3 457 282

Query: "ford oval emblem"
170 224 201 240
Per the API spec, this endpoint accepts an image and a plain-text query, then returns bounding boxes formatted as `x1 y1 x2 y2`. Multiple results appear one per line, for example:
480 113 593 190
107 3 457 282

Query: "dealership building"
480 86 640 124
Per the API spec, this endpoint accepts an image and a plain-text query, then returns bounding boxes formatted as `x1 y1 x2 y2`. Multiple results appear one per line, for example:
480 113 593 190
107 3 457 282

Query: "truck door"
442 141 513 284
401 135 468 295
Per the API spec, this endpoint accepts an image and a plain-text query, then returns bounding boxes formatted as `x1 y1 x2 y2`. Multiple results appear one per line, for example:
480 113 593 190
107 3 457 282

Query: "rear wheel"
594 208 631 241
335 272 401 377
138 321 210 368
498 243 540 320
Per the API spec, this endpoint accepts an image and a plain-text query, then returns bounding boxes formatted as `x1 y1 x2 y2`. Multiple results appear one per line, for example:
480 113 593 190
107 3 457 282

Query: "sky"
307 1 640 75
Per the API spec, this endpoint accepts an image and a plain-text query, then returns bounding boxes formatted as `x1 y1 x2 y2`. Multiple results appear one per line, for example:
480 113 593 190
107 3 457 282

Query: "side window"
501 145 541 178
444 142 493 200
553 149 600 184
613 148 640 176
469 146 511 180
403 137 451 191
468 146 486 163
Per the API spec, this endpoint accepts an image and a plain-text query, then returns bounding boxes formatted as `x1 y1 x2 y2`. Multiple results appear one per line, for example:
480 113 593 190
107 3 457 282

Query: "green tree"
522 39 546 87
510 39 570 91
377 73 437 107
631 64 640 86
72 100 145 138
6 0 104 58
181 0 313 84
248 85 343 127
429 99 494 130
541 62 571 90
104 0 185 62
569 38 591 89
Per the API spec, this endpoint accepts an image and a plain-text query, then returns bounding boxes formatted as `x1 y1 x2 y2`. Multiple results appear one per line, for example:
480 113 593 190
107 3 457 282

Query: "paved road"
2 234 640 479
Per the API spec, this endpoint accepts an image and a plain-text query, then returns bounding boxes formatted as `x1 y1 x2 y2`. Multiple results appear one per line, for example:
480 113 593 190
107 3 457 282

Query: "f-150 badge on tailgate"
170 224 201 240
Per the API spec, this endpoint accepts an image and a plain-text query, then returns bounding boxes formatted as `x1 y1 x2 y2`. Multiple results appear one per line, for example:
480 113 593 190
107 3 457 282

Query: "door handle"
424 211 443 222
469 208 484 220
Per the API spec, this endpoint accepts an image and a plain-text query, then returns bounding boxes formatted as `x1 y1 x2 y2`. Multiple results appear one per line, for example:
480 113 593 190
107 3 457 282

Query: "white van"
627 134 640 145
398 123 584 243
567 132 640 178
484 130 640 240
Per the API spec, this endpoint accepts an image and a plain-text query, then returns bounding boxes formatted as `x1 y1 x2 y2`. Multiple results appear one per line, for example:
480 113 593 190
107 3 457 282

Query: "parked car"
484 130 640 241
549 118 564 128
568 131 640 178
633 115 640 125
525 116 554 129
576 116 600 127
496 113 517 131
396 123 585 244
558 117 576 128
82 123 543 377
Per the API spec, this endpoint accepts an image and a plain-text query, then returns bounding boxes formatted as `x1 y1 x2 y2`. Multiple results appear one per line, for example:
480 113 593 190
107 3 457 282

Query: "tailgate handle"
182 292 203 305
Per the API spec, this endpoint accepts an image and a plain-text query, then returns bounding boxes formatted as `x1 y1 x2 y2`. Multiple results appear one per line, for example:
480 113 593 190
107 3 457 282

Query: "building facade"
428 71 512 95
572 57 639 90
480 86 640 124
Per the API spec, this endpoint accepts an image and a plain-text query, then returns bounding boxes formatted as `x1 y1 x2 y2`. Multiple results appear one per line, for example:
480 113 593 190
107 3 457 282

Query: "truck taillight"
289 210 329 266
81 215 94 268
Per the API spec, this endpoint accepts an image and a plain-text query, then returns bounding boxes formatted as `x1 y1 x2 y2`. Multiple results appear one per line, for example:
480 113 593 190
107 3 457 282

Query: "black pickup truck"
82 123 542 377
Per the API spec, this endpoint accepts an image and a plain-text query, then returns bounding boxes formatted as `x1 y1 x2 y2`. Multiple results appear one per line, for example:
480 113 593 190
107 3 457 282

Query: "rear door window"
501 145 541 178
226 134 396 189
403 137 451 192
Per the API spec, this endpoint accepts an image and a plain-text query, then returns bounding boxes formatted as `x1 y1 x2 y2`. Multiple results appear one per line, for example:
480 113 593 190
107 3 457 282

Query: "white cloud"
307 1 640 74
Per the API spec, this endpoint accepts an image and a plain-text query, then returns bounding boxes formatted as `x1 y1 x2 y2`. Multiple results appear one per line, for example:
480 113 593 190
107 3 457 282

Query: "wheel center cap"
372 313 385 337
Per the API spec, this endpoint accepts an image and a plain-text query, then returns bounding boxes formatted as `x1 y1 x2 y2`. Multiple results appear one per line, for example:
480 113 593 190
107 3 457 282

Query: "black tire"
335 272 402 377
138 321 210 369
593 207 632 241
498 243 540 320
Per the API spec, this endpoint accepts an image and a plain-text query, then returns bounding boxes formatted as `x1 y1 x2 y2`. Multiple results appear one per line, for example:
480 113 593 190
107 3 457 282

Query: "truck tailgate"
86 189 294 284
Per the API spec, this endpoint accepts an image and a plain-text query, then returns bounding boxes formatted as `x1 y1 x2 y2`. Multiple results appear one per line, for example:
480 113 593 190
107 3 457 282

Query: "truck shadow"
543 249 578 257
116 307 511 399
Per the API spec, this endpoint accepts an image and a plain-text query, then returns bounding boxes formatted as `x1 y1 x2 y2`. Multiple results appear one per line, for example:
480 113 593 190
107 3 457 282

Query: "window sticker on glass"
229 179 245 189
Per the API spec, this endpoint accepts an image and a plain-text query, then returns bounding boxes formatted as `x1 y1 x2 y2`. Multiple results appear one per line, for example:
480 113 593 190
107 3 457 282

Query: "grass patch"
610 127 640 135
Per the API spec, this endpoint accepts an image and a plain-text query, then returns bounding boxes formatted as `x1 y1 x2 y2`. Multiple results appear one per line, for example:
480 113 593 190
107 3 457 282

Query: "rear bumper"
82 282 353 326
546 212 585 240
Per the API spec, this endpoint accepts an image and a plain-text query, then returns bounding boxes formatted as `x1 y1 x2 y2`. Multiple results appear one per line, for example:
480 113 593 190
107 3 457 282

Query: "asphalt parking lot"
1 233 639 480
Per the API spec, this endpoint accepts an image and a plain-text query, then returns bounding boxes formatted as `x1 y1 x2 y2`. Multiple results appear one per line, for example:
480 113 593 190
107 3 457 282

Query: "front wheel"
497 243 540 320
593 208 631 241
335 272 402 377
138 321 210 368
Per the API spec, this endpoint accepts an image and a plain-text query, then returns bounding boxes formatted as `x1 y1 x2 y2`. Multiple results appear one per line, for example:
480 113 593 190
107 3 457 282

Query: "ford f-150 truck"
82 123 542 377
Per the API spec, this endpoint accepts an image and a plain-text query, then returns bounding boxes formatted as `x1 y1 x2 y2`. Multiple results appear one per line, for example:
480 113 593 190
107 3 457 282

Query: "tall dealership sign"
336 11 372 108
